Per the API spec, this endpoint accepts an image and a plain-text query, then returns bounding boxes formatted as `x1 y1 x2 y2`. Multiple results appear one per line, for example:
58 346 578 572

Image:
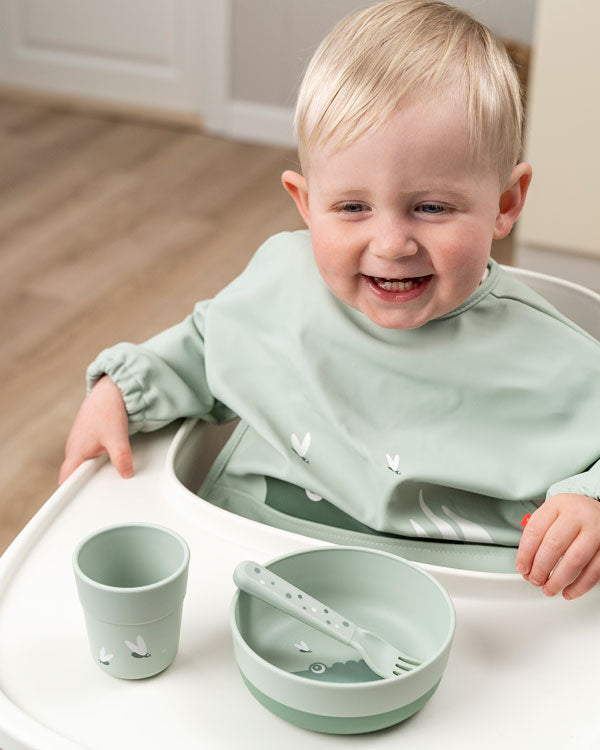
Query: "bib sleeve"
86 299 236 434
546 458 600 502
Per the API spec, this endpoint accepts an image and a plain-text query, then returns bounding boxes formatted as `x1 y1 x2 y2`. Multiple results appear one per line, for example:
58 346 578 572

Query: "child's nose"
372 220 419 260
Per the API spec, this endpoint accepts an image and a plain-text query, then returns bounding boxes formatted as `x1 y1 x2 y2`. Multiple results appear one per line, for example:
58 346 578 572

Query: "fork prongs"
391 654 421 677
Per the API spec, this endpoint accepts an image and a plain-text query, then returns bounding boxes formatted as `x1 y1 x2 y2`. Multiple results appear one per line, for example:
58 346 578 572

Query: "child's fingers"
58 455 83 485
59 440 133 483
58 439 106 484
523 517 580 587
561 550 600 600
541 533 600 596
518 494 600 597
515 503 558 576
106 439 134 479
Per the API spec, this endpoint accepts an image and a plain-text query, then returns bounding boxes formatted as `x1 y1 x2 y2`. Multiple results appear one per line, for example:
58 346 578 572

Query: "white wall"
516 0 600 262
512 0 600 289
231 0 536 110
223 0 536 148
454 0 535 45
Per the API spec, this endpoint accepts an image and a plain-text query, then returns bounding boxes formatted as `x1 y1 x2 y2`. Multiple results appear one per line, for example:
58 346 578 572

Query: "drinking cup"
73 523 190 679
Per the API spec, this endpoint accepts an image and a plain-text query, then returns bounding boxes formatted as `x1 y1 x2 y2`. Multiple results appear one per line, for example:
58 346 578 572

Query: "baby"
60 1 600 599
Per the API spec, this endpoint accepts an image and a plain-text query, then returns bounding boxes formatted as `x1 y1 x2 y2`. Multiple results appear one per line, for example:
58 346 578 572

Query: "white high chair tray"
1 421 599 750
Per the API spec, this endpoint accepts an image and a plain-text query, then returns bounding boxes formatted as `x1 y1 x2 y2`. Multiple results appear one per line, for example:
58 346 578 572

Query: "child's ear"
281 170 311 227
493 162 533 239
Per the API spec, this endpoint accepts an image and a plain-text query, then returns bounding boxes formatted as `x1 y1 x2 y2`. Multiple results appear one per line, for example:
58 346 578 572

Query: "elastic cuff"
546 481 600 502
86 346 150 434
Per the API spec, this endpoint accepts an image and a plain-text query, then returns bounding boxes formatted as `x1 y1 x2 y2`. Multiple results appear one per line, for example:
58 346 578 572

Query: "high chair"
1 266 599 750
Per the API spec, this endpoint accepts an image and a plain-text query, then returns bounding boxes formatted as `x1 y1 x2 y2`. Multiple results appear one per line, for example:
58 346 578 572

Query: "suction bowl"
231 546 455 734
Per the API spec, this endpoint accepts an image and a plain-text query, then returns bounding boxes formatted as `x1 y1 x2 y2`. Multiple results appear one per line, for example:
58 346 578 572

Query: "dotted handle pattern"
233 560 357 646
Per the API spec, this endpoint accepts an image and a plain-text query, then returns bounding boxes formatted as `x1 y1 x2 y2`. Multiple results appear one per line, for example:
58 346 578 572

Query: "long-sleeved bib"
88 231 600 570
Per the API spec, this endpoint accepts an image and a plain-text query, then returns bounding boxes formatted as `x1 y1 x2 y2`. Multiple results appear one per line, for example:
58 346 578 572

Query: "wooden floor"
0 95 513 554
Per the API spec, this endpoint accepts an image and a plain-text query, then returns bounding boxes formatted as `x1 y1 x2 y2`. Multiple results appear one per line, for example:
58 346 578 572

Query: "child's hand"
59 375 133 484
516 493 600 599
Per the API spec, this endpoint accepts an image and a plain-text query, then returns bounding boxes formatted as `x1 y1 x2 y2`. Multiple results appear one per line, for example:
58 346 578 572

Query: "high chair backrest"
503 265 600 341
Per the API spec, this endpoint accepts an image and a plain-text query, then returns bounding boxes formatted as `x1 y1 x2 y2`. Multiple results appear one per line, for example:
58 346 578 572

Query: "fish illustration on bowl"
295 659 380 683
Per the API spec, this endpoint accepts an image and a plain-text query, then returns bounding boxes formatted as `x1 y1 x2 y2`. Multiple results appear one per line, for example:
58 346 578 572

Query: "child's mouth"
371 276 429 292
363 273 434 302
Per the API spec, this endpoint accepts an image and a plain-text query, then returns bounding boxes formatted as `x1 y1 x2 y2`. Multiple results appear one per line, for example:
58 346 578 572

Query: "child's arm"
59 375 132 484
516 493 600 599
60 300 237 484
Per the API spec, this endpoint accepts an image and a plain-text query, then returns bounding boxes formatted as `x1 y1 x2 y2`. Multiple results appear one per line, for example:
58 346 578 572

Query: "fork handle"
233 560 357 646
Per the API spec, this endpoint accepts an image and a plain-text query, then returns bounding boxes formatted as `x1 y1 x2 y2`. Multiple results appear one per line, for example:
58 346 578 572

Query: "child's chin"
362 306 432 329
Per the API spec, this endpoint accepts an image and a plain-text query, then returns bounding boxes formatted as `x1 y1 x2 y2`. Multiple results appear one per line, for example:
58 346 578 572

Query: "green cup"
73 523 190 679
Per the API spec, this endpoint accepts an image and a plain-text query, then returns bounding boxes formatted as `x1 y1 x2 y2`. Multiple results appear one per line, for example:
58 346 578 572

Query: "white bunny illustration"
125 634 151 659
98 647 114 665
294 640 312 653
386 453 401 474
291 432 311 462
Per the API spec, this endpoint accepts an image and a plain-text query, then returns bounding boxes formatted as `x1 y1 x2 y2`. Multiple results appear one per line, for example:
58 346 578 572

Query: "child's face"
283 98 531 329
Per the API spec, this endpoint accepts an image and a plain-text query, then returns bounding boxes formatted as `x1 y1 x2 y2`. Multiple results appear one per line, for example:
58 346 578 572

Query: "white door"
0 0 205 118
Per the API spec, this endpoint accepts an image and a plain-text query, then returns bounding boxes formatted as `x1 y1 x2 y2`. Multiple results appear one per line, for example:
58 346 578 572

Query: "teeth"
375 276 425 292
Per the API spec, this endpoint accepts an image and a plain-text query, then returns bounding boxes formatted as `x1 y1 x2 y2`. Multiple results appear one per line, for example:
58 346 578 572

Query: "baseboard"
0 84 298 150
514 244 600 292
0 83 204 130
224 99 296 150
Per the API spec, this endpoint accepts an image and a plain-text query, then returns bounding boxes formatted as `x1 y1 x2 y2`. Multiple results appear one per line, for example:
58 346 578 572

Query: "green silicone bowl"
231 546 455 734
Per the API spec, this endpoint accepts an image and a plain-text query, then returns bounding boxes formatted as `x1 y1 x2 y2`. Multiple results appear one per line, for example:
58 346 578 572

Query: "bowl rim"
230 545 455 691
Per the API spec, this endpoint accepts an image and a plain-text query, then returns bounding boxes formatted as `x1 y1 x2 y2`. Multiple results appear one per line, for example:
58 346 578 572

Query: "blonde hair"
295 0 523 185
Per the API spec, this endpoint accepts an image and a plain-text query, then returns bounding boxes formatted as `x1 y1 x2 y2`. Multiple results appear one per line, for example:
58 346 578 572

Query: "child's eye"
335 202 368 214
416 203 446 214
